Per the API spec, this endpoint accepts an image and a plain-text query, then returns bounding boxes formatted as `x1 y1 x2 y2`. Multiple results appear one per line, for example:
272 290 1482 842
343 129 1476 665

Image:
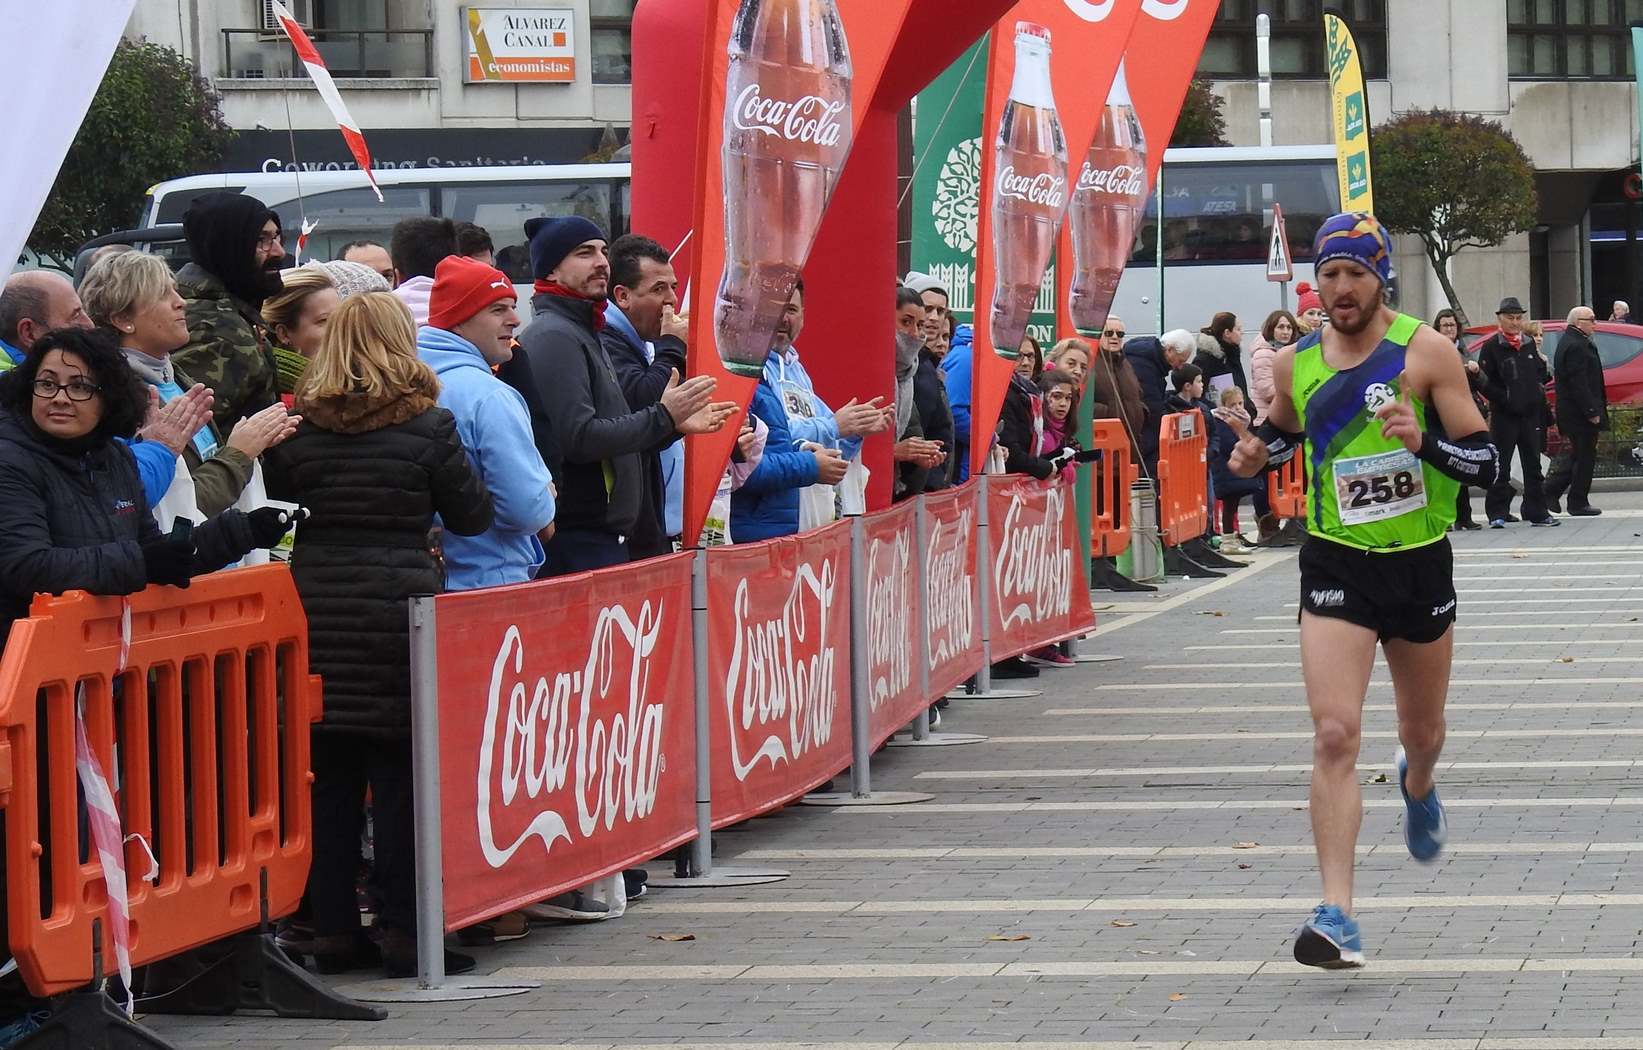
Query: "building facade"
125 0 634 172
1203 0 1643 324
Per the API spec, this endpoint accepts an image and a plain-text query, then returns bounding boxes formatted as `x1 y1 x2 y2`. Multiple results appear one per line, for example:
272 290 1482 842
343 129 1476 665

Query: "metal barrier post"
343 597 536 1002
889 495 987 748
648 550 788 888
805 517 938 802
949 474 1040 702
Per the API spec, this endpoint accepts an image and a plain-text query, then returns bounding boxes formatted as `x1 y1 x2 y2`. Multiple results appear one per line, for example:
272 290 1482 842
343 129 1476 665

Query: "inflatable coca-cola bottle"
1068 60 1149 335
990 22 1066 361
713 0 853 377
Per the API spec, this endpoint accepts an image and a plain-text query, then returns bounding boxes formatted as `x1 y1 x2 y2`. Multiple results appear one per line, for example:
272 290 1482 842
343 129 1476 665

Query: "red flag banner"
1055 0 1220 339
922 480 983 699
968 0 1143 478
432 555 698 932
858 501 922 749
706 519 854 825
681 0 920 545
988 476 1094 660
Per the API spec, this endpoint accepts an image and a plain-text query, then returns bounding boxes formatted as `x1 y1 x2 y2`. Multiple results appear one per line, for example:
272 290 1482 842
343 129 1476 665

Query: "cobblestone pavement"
149 494 1643 1049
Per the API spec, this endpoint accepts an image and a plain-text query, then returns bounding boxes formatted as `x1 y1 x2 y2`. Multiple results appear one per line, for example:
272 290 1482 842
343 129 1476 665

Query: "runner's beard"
1325 292 1380 336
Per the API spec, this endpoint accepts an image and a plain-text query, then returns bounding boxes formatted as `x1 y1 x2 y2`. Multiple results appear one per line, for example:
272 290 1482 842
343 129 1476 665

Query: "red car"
1462 320 1643 407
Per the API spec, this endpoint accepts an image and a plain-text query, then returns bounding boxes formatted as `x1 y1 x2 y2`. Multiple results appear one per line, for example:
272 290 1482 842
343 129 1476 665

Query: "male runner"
1227 213 1499 968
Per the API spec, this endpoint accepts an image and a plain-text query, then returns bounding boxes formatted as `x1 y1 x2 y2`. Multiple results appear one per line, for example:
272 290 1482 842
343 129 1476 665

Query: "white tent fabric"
1 1 138 271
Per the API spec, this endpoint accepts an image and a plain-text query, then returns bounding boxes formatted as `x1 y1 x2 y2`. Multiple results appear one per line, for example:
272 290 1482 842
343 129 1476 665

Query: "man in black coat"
1544 306 1607 516
501 216 733 575
600 234 689 559
1122 329 1196 479
1475 296 1556 527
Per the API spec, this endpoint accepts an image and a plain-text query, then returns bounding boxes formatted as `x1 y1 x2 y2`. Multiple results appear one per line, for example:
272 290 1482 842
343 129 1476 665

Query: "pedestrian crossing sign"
1266 204 1293 282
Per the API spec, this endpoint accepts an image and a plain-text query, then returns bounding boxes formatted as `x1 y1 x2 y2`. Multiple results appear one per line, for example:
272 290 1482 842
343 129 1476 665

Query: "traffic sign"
1266 204 1293 282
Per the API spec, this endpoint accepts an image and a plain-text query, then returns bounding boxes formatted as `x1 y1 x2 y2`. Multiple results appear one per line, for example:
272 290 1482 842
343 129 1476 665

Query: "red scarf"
1502 329 1523 349
534 279 607 331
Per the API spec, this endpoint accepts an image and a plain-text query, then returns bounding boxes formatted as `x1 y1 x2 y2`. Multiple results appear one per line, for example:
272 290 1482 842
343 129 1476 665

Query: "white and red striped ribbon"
73 598 155 1015
270 0 383 202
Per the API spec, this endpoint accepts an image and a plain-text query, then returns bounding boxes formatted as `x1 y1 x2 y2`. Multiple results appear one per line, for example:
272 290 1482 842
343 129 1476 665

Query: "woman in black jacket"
1195 312 1250 398
0 328 289 649
1000 336 1056 479
263 292 494 979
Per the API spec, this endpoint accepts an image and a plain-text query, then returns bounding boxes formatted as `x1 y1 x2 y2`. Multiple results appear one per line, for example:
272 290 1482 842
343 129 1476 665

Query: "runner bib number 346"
1332 448 1426 526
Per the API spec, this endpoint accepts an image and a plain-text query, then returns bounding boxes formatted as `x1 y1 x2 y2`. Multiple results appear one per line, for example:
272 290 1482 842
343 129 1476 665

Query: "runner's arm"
1406 328 1497 486
1228 348 1304 477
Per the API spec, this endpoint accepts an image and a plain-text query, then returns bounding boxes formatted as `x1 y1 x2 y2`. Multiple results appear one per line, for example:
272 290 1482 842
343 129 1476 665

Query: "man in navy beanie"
500 216 735 575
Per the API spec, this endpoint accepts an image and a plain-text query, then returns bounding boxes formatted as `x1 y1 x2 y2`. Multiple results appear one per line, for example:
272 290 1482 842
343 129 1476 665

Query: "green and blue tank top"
1289 313 1458 553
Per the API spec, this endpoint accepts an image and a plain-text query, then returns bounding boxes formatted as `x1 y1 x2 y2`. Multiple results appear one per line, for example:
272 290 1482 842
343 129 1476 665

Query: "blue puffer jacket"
730 379 819 544
941 324 974 483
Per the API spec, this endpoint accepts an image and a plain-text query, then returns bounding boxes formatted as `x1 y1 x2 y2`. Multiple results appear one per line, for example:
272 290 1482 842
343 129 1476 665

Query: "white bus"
1111 144 1340 338
142 163 632 298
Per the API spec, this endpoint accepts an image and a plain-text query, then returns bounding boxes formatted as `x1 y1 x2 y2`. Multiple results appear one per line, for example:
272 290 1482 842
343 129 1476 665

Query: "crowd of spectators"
0 190 1413 989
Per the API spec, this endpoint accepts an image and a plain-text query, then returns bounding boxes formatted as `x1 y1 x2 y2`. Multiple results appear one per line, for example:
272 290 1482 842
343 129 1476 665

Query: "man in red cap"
415 255 557 590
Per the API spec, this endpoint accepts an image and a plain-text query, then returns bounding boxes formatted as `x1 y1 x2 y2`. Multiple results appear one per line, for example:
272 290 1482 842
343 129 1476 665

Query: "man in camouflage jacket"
173 192 286 433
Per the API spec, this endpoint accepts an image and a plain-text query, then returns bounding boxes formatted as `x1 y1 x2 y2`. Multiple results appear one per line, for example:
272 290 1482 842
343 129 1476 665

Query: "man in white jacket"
388 218 457 326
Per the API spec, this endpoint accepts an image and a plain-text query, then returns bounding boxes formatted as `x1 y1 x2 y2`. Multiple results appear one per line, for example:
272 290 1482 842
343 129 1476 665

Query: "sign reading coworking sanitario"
1324 9 1372 213
463 7 575 83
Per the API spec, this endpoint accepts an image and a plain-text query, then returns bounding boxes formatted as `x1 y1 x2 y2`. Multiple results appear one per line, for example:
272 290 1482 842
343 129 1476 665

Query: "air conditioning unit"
258 0 314 40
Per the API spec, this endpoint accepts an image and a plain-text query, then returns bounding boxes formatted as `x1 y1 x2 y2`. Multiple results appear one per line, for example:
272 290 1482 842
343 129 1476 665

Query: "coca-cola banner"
680 0 921 545
922 481 983 699
1054 0 1218 342
858 502 922 749
988 477 1095 661
432 555 697 932
967 0 1143 478
707 518 853 825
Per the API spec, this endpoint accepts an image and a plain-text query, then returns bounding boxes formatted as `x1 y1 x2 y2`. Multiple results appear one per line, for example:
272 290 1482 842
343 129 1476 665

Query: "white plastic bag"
837 456 869 516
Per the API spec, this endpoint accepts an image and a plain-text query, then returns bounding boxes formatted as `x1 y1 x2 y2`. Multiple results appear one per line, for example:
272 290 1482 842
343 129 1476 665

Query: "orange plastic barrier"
1267 452 1308 520
1155 412 1209 546
0 565 320 998
1088 419 1137 558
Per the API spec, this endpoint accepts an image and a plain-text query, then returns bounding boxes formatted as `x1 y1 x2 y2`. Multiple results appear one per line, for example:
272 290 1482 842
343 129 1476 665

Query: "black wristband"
1253 421 1303 471
1416 430 1498 486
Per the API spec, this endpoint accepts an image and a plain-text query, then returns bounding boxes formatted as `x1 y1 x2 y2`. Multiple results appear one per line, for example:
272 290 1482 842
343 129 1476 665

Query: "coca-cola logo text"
997 165 1066 210
995 487 1073 630
475 605 667 870
1077 162 1145 198
731 83 846 148
926 508 976 666
724 560 840 780
865 531 912 711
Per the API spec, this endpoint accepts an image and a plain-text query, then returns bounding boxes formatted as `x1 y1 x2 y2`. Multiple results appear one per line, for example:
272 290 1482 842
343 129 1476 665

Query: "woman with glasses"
80 251 298 522
0 328 292 647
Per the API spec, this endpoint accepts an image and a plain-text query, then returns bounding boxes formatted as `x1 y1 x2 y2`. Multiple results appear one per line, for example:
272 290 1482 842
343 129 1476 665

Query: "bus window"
1129 160 1337 266
153 185 247 224
274 185 432 263
442 182 615 284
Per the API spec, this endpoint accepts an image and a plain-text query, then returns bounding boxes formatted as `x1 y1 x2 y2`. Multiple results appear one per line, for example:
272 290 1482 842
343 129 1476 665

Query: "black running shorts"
1297 537 1456 644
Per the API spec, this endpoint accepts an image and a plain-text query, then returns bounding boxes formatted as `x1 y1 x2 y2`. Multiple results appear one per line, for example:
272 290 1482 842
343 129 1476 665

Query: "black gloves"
1047 447 1079 471
246 506 308 548
140 532 194 588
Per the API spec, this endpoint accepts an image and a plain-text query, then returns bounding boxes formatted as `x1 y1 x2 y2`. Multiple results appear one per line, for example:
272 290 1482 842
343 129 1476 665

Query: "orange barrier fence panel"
1267 453 1309 520
1088 420 1136 558
1155 412 1208 546
0 565 320 998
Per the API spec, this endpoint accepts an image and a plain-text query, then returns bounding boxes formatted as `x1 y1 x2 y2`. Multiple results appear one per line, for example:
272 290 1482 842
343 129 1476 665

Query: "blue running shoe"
1294 903 1364 969
1396 747 1447 862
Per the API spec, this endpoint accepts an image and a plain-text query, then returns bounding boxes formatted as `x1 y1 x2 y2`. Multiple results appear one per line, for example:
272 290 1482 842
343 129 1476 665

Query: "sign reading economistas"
463 6 575 83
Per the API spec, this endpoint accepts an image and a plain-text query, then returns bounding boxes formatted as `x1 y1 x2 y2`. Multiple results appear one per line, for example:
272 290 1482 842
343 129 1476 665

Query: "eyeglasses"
256 232 282 249
1103 329 1125 338
32 377 101 401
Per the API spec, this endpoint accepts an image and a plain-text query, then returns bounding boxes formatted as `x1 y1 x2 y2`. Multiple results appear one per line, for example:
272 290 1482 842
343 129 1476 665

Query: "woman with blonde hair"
261 265 340 396
80 250 296 520
263 291 494 978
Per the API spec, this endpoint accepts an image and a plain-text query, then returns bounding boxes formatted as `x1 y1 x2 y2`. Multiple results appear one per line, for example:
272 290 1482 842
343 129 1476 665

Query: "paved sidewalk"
149 494 1643 1049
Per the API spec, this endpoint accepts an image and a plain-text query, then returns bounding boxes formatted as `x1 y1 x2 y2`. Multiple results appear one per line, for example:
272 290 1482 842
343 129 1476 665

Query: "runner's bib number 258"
1332 448 1426 526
